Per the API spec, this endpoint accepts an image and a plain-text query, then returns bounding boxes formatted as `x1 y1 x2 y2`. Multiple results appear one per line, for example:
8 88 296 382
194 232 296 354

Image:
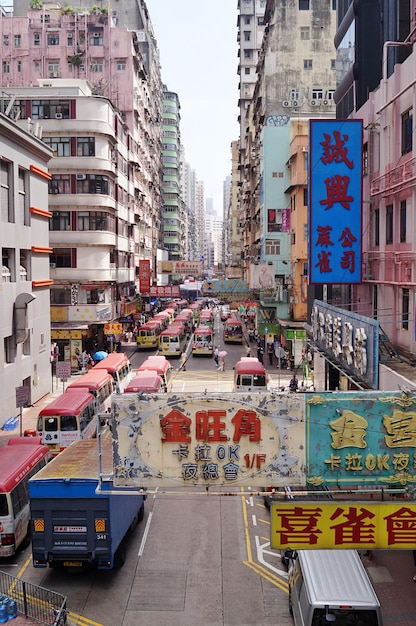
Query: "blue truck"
29 438 145 570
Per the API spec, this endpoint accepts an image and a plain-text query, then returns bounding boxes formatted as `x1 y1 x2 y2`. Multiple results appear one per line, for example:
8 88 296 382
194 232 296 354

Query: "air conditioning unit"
323 99 329 106
49 263 56 269
55 113 62 119
310 99 317 106
49 72 58 78
282 100 290 108
76 173 86 180
291 100 299 107
301 146 308 152
93 33 100 38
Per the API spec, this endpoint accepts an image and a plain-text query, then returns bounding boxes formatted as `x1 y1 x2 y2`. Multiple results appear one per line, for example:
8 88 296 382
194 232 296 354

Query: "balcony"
371 158 416 196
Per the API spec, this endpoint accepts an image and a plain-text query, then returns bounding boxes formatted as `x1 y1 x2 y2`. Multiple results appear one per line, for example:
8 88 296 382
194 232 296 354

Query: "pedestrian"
218 355 225 371
267 342 274 365
214 346 219 366
257 346 264 364
289 352 295 370
180 352 187 371
289 375 298 392
307 348 313 369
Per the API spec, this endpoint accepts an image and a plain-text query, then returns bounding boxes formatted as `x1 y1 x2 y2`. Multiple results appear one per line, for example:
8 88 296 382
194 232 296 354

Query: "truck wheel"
137 502 145 523
114 541 126 569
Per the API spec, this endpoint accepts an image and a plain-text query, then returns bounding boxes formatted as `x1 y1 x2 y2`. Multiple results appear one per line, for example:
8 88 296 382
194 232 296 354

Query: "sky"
145 0 239 216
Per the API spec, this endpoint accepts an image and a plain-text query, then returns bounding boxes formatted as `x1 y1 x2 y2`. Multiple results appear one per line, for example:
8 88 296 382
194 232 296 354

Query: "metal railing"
0 570 67 625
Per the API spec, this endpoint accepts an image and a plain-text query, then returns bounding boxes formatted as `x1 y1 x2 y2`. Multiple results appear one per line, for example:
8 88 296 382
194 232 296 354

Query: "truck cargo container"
29 438 145 570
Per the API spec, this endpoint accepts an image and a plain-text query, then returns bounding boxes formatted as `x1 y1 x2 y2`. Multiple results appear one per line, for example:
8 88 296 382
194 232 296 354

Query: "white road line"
255 535 288 577
246 496 254 506
138 511 153 557
252 514 257 526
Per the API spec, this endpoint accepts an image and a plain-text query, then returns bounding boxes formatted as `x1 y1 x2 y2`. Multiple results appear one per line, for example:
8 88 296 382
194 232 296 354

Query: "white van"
288 549 382 626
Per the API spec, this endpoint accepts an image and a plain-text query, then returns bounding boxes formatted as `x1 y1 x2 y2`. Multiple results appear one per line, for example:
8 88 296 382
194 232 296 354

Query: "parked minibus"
66 369 114 413
158 324 187 357
136 320 164 350
192 325 214 356
175 309 193 335
199 309 214 329
233 357 268 391
125 371 164 393
137 355 173 391
0 438 50 557
92 352 132 391
288 549 382 626
152 311 171 330
36 390 97 455
223 318 243 343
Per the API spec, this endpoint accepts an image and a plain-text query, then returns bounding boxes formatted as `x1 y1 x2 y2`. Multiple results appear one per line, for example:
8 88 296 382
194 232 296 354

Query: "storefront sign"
149 285 180 298
270 501 416 550
104 323 122 335
111 393 305 488
139 260 151 293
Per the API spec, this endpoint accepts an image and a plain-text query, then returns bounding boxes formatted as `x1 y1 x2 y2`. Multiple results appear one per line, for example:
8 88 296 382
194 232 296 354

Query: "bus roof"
0 441 50 492
29 438 113 481
125 372 163 393
194 325 213 334
224 318 242 326
92 353 129 372
297 550 381 607
160 326 183 336
66 369 113 392
138 356 172 374
235 359 266 375
38 391 95 416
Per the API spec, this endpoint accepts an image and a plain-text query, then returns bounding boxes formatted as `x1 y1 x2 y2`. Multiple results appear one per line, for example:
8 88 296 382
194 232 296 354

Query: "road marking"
252 514 257 526
138 511 153 557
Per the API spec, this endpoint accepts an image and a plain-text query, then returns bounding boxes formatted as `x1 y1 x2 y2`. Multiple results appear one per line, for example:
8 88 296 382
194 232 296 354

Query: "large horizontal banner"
270 501 416 550
111 393 305 488
111 390 416 489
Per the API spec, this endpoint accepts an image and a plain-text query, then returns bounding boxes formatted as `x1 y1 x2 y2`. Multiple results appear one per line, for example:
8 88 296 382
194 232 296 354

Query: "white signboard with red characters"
111 393 305 488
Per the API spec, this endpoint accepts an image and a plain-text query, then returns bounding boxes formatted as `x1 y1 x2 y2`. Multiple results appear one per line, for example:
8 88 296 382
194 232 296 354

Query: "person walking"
267 342 274 365
180 352 187 371
214 346 219 367
289 375 298 392
218 355 225 371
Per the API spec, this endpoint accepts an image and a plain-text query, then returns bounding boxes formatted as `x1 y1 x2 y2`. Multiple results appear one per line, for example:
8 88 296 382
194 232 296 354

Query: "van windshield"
312 608 379 625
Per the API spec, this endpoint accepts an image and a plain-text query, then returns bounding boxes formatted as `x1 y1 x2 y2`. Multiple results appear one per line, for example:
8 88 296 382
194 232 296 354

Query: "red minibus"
233 357 269 391
36 391 97 455
137 356 173 391
192 325 214 356
0 438 50 557
66 369 114 413
125 371 164 393
92 352 133 391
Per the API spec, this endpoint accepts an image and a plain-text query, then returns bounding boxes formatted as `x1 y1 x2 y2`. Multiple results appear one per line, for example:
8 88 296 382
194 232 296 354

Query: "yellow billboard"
270 501 416 550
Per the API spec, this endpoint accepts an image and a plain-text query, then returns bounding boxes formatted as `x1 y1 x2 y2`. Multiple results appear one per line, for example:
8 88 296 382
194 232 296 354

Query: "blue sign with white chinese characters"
309 119 363 284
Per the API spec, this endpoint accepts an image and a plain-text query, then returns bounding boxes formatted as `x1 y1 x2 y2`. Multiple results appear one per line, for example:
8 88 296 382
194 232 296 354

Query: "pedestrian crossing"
171 370 234 393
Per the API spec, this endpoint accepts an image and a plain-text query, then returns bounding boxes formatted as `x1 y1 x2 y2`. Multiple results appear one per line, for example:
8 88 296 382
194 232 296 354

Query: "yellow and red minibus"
223 318 243 343
192 325 214 356
158 324 187 357
136 320 164 350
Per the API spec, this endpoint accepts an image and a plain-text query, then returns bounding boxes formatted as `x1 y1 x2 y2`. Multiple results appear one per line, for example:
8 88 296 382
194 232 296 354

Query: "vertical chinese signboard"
309 119 363 284
139 259 151 294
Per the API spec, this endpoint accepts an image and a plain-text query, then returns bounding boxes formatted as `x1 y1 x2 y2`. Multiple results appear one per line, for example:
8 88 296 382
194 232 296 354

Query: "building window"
76 174 110 195
77 211 114 231
300 27 310 40
47 64 60 78
244 16 250 24
401 109 413 155
14 35 21 48
67 32 74 46
363 143 368 176
374 208 380 246
90 32 103 45
386 204 393 244
400 199 407 243
402 288 410 330
265 240 281 255
90 61 103 73
34 33 40 45
50 287 72 304
50 248 73 268
3 35 8 46
34 61 41 72
299 0 310 8
243 49 252 59
47 33 59 45
311 88 323 100
76 137 95 156
1 161 12 223
2 248 14 282
303 188 308 206
244 67 250 75
116 60 126 71
3 61 10 74
290 89 299 101
4 336 15 364
49 174 71 195
303 59 313 70
31 99 70 119
17 61 22 73
43 136 70 157
331 59 336 70
50 211 70 231
244 31 251 41
18 168 29 226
